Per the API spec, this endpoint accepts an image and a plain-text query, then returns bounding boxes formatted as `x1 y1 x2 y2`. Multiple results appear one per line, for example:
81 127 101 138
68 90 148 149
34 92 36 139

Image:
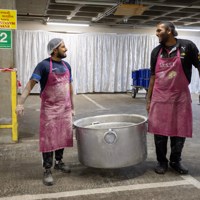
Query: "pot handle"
104 129 118 144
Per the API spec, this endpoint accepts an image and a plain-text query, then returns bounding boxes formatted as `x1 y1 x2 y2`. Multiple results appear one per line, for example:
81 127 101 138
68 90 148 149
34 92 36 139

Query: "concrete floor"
1 91 200 199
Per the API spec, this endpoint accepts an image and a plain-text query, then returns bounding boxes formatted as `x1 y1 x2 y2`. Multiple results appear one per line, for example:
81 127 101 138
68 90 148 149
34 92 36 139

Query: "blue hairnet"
47 38 63 55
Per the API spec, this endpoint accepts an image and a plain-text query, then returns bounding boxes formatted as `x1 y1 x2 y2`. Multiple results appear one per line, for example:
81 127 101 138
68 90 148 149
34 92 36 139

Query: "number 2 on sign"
0 32 7 43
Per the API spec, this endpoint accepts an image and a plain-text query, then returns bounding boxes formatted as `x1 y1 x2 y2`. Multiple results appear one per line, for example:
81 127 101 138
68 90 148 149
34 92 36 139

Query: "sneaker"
155 162 168 174
43 169 54 186
169 162 188 175
54 160 71 173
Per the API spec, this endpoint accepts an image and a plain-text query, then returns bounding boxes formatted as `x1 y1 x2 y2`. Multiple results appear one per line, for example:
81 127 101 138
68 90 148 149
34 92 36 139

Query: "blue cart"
131 69 150 98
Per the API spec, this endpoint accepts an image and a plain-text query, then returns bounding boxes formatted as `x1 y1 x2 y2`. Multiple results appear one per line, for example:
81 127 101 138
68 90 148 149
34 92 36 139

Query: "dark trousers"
42 148 64 169
154 135 186 164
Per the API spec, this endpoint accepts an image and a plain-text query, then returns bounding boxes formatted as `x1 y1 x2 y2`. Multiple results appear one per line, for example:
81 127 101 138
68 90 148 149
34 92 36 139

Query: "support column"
0 0 16 143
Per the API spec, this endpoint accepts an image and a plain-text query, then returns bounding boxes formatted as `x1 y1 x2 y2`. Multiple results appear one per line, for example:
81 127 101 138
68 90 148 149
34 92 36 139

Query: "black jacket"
150 38 200 83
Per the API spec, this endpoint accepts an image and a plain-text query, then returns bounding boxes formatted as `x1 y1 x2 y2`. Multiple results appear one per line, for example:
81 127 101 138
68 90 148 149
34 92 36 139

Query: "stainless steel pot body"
74 114 147 168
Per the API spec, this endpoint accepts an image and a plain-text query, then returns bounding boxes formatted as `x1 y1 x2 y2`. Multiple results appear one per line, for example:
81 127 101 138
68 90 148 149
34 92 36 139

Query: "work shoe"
43 169 54 186
54 160 71 173
169 162 189 175
155 162 168 174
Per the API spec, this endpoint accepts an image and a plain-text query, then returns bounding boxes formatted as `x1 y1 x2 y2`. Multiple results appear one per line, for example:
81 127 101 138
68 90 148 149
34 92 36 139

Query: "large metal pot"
73 114 147 168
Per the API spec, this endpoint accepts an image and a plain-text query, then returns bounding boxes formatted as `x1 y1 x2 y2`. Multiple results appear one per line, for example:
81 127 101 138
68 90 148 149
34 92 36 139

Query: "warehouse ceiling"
16 0 200 29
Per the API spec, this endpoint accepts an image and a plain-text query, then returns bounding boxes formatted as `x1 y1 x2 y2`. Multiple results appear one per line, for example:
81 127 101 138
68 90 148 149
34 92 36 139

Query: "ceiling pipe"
46 22 90 27
92 2 122 22
55 0 118 6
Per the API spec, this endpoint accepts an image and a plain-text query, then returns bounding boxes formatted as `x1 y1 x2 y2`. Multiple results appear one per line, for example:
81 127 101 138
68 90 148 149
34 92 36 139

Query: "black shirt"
150 39 200 83
30 58 72 93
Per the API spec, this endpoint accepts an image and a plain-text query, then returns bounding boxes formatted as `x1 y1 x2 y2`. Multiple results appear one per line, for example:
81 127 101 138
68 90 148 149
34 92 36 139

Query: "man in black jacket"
146 21 200 175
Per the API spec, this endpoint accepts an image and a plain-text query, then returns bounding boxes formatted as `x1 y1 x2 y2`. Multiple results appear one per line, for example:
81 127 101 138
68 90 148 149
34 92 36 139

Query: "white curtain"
14 30 200 94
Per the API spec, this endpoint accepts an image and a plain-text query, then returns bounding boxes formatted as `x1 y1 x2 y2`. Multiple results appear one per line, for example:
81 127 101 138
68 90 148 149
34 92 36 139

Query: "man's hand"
71 109 75 116
16 104 24 116
146 101 151 113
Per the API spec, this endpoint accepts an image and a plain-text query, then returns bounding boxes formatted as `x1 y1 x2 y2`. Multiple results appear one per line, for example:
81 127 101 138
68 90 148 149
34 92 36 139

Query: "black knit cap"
158 21 178 37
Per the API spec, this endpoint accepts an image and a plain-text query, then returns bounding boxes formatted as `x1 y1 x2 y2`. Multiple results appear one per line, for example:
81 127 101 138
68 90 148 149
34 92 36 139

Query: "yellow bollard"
11 71 18 142
0 70 18 142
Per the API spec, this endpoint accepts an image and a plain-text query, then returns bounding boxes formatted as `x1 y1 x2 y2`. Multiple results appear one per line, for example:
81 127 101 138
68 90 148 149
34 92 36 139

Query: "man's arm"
16 79 37 115
190 41 200 77
146 75 155 113
197 66 200 78
197 54 200 78
69 83 75 116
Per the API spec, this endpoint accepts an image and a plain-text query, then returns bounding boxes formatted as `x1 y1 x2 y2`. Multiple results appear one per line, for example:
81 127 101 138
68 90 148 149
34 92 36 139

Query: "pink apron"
39 58 73 152
148 48 192 138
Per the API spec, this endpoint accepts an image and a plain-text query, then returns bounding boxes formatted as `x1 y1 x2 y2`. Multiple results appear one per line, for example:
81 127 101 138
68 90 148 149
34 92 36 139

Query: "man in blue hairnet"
16 38 74 186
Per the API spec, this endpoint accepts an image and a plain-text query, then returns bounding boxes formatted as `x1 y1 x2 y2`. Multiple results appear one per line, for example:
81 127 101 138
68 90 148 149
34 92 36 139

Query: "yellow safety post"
0 70 18 142
11 71 18 141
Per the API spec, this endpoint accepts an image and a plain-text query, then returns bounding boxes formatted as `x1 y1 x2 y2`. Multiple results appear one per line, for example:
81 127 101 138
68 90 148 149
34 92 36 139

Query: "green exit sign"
0 30 12 49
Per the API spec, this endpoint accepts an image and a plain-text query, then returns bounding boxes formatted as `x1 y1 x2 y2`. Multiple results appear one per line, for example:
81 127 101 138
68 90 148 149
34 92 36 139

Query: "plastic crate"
143 78 150 88
138 78 144 87
138 68 151 79
132 79 139 86
132 70 139 79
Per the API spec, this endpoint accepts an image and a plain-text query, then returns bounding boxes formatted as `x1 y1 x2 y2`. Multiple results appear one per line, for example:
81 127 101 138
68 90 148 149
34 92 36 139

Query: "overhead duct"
114 4 148 16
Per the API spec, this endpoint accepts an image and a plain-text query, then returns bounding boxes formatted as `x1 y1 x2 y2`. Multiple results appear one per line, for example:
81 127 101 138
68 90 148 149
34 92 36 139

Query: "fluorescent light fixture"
47 22 90 27
66 31 83 33
55 0 117 6
177 28 200 32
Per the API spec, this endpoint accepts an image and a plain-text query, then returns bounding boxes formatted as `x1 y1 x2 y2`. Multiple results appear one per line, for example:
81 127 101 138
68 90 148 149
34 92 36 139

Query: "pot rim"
73 114 147 129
